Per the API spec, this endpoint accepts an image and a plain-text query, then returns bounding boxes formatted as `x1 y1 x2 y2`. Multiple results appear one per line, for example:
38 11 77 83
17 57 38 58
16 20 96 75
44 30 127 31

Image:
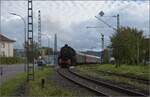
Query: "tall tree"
110 26 145 65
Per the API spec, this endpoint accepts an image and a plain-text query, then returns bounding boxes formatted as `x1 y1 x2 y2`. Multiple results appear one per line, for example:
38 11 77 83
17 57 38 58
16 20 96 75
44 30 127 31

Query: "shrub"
0 57 24 64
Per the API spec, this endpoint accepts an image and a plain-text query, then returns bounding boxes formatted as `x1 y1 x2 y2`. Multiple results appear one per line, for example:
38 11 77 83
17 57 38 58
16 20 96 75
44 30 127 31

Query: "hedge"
0 57 24 64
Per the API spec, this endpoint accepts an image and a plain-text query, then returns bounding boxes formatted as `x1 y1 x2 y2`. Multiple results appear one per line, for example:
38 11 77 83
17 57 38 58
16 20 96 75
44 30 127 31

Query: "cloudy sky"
0 0 149 51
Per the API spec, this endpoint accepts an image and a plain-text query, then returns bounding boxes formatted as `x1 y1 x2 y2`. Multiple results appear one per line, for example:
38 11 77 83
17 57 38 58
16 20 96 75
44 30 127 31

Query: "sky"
0 0 149 51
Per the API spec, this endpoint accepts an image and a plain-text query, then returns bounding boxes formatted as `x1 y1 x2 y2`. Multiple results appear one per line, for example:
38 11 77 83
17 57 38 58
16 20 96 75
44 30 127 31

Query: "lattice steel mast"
38 10 41 49
54 34 57 65
27 0 34 81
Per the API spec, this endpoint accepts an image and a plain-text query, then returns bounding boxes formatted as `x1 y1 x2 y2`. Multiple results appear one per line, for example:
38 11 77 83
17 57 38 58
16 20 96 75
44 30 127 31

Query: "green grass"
75 64 150 92
76 64 149 80
0 67 74 96
28 67 74 96
0 73 26 96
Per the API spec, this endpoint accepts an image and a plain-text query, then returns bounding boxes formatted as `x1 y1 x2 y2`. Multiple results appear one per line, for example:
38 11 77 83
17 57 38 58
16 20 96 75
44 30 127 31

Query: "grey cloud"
1 1 149 51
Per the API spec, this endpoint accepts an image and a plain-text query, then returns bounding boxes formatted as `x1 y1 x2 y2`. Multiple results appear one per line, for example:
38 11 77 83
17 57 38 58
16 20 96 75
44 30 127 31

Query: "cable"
95 16 117 31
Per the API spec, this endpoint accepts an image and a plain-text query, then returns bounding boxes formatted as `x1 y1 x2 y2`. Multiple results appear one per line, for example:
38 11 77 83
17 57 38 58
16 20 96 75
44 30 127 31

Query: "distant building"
0 34 15 57
40 47 53 57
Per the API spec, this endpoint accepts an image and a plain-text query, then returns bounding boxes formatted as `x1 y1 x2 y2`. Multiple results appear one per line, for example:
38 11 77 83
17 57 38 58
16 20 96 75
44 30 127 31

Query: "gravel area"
48 67 96 96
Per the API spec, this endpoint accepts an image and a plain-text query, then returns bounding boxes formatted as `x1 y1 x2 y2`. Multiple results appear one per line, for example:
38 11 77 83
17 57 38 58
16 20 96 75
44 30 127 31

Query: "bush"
0 57 24 64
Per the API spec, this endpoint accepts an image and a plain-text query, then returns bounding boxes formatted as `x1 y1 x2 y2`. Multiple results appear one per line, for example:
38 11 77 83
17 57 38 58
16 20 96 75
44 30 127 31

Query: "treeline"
110 26 149 65
0 57 24 64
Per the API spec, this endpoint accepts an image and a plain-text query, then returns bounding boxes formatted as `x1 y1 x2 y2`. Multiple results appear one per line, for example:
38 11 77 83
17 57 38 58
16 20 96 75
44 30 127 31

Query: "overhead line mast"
27 0 34 81
38 10 41 49
54 34 57 65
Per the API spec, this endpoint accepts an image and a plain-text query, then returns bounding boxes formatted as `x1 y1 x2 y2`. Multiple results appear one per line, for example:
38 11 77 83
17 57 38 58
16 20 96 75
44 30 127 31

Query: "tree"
110 26 145 65
103 49 109 64
141 38 150 64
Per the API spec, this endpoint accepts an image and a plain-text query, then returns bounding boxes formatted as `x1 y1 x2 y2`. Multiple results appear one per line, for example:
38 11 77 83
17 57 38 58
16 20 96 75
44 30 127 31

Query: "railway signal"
99 11 104 16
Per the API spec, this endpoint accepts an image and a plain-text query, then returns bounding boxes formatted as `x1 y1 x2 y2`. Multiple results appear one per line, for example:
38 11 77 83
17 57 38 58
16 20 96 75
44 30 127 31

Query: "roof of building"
0 33 15 42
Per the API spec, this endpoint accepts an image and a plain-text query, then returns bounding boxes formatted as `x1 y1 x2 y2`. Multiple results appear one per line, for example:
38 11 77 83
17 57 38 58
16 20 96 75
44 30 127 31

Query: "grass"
0 73 26 96
28 67 74 96
0 67 74 96
75 64 150 92
76 64 149 80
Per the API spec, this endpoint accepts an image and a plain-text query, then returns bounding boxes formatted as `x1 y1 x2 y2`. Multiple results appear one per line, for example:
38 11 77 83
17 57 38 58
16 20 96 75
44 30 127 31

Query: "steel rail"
68 68 147 97
57 68 108 96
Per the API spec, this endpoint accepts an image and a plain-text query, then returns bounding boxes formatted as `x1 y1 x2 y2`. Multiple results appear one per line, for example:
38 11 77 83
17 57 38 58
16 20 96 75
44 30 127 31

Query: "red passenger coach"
76 53 100 64
59 52 101 68
85 54 100 64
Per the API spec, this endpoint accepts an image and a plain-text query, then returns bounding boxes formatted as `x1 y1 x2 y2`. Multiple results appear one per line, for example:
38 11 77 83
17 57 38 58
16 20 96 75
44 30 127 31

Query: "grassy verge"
75 64 149 93
76 64 149 80
0 67 74 96
28 67 74 96
0 73 26 96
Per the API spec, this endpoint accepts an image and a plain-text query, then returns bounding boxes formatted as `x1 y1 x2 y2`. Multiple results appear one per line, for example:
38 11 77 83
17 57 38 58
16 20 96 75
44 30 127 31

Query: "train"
58 52 101 68
76 53 100 64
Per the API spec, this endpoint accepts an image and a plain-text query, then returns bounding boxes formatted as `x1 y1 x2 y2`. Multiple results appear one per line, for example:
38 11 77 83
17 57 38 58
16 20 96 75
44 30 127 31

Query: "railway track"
57 68 146 97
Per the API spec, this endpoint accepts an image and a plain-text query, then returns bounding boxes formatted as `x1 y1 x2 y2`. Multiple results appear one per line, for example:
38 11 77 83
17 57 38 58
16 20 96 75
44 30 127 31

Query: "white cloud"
1 1 149 51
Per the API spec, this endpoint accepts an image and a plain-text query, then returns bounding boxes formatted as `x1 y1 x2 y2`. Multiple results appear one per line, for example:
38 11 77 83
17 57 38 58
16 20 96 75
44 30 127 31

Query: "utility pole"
149 35 150 65
137 36 139 65
0 0 1 58
38 10 41 50
101 33 104 64
27 0 34 81
117 14 120 66
101 33 104 50
48 35 50 63
54 34 57 65
117 14 120 32
48 36 50 48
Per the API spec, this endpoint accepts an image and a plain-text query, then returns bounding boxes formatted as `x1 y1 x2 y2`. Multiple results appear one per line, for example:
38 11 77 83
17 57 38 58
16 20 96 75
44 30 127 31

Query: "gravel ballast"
49 68 96 96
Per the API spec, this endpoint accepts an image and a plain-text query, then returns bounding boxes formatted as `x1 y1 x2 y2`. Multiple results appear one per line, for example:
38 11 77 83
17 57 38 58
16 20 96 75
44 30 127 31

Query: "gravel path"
49 67 96 96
